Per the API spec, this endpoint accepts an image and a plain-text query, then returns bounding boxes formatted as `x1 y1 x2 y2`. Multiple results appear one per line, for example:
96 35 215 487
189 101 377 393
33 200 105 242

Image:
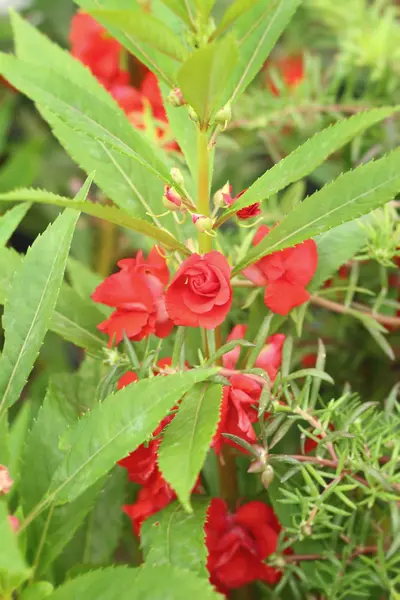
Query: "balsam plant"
0 1 399 599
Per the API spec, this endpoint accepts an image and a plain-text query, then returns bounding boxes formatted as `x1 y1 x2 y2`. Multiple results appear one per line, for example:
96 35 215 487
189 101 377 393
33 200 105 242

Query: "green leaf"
177 36 239 123
160 0 194 26
0 500 31 593
158 383 223 511
234 146 400 274
0 189 189 255
9 13 177 226
7 400 31 483
91 9 188 62
194 0 214 22
226 0 301 102
213 0 260 38
20 380 101 576
19 582 54 600
222 107 399 222
46 565 222 600
0 140 43 193
0 203 30 247
311 219 370 290
141 499 209 577
46 369 217 507
0 209 79 419
67 258 103 304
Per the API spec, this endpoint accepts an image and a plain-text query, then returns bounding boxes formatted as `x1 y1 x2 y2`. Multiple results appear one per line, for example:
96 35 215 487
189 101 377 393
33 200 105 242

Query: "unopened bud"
8 515 19 532
192 214 214 232
170 167 184 187
0 466 13 495
167 87 186 107
260 464 275 489
214 103 232 128
187 105 199 123
213 181 232 209
163 185 182 211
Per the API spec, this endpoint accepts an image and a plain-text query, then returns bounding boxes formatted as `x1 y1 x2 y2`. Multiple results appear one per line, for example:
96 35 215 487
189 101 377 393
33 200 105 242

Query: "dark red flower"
205 498 282 593
92 246 173 345
117 371 139 390
223 324 285 382
223 187 261 221
166 251 232 329
214 374 262 453
243 225 318 315
266 55 304 96
301 353 317 369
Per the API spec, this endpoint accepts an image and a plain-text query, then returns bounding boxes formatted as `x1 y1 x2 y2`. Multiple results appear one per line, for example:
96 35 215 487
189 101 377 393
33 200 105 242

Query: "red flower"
117 371 139 390
214 374 262 453
166 252 232 329
301 353 317 369
223 324 285 382
266 55 304 96
223 187 261 221
205 498 282 593
92 246 173 345
243 226 318 315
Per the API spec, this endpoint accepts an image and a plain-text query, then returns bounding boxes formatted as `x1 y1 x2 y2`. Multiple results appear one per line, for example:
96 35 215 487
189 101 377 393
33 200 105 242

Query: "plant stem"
96 218 117 277
197 128 212 254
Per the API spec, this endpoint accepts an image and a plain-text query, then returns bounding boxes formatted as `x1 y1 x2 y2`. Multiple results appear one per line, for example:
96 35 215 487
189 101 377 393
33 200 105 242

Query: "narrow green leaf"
194 0 214 22
234 146 400 274
46 369 217 506
223 107 399 222
226 0 301 102
177 36 239 123
213 0 260 38
160 0 194 26
0 209 79 419
67 258 103 305
0 189 189 254
285 369 334 384
7 401 31 483
141 499 209 577
158 383 223 511
91 9 188 62
0 500 31 593
0 203 30 247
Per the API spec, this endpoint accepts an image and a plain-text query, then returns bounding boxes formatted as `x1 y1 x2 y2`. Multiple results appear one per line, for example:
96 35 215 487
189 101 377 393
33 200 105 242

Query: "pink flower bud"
8 515 19 532
163 185 182 211
213 181 232 208
167 87 186 107
0 465 13 495
191 214 214 232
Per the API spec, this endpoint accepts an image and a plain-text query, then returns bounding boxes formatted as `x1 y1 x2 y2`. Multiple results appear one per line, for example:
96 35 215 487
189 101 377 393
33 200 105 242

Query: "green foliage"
0 203 30 248
159 383 223 510
0 501 31 594
0 209 79 420
235 146 400 273
141 500 210 578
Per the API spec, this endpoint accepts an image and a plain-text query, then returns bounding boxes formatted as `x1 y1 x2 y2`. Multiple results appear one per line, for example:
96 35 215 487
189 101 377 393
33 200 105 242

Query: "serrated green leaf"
7 401 31 484
131 564 222 600
0 209 79 420
0 189 189 254
311 219 370 290
91 9 188 62
234 146 400 274
225 0 301 103
45 369 217 508
20 380 101 576
141 499 209 577
222 107 399 223
0 500 31 593
46 567 140 600
0 202 30 247
177 37 238 123
158 383 223 511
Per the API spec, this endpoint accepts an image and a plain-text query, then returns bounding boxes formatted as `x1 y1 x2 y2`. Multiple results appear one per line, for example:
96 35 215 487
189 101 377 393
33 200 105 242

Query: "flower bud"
170 167 185 187
8 515 19 532
260 464 275 489
213 181 232 209
163 185 182 211
187 105 199 123
214 103 232 128
0 465 13 495
167 87 186 107
192 214 214 232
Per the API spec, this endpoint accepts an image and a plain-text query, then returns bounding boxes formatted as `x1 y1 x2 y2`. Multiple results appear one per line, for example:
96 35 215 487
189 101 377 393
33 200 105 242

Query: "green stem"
197 128 212 254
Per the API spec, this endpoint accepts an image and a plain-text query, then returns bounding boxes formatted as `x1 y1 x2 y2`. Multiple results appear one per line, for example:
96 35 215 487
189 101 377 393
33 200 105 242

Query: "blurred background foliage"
0 0 399 403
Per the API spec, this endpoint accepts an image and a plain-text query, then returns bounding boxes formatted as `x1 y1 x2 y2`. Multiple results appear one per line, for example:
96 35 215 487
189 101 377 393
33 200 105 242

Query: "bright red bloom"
166 252 232 329
205 498 282 593
92 247 173 345
223 187 261 221
301 353 317 369
223 324 285 382
243 226 318 315
266 55 304 96
117 371 139 390
214 374 262 453
0 466 13 495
